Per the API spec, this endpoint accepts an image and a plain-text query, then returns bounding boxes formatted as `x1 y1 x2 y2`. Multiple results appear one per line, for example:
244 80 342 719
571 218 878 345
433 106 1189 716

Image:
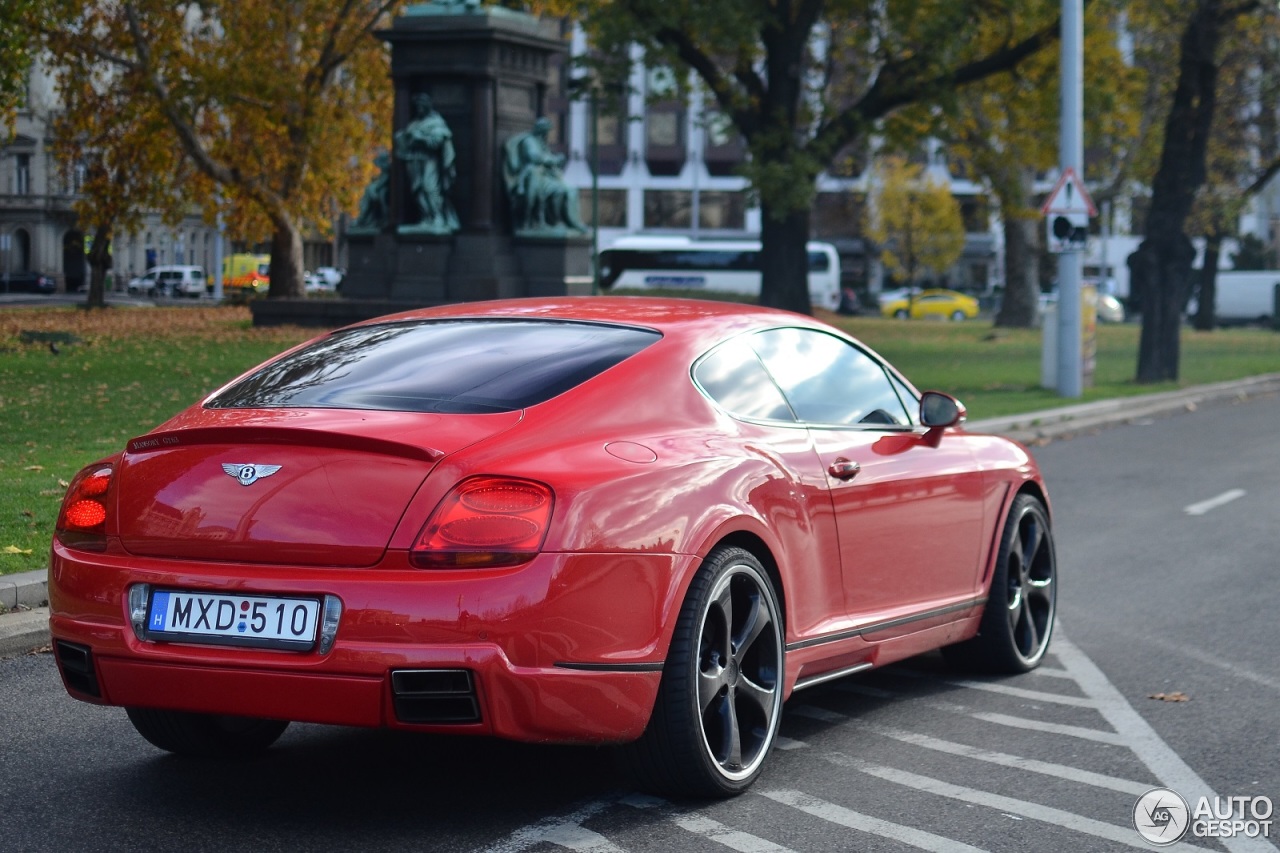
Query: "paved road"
2 392 1277 852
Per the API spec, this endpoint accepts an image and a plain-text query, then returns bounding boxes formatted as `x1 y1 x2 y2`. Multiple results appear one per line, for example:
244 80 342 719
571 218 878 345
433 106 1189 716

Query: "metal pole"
1056 0 1084 398
213 194 225 301
591 88 601 295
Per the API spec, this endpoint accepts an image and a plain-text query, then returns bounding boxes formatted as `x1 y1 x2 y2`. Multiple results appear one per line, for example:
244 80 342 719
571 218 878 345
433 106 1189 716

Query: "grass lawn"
1 302 1277 577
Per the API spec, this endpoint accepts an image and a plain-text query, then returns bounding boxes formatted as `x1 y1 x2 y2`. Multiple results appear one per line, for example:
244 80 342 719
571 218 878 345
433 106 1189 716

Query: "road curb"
966 373 1280 444
0 607 49 658
0 569 49 658
4 373 1279 659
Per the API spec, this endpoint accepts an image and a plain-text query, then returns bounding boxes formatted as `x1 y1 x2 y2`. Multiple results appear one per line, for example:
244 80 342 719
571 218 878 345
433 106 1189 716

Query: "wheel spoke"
1016 595 1040 656
711 584 734 662
1026 576 1054 607
736 676 776 720
733 590 771 659
1019 516 1043 570
722 693 743 769
698 668 726 715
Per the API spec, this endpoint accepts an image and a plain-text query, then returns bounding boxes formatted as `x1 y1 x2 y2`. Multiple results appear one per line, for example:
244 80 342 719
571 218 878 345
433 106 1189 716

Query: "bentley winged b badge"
222 463 283 487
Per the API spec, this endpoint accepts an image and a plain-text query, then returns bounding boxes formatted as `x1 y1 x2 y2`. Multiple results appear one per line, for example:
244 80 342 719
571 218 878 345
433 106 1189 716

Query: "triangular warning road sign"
1040 167 1097 216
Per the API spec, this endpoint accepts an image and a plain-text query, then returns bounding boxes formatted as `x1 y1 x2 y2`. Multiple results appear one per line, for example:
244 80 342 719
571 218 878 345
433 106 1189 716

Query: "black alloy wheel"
622 546 784 797
944 494 1056 673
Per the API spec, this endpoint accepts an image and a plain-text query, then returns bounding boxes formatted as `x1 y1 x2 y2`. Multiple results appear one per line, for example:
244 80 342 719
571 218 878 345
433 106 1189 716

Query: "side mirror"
920 391 966 429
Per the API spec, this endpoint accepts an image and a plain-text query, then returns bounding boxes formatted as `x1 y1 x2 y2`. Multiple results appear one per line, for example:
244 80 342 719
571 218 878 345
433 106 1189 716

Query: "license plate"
146 590 320 651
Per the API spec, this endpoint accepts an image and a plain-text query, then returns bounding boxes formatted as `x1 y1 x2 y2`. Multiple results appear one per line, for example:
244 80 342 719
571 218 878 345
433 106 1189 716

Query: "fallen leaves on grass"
3 545 33 555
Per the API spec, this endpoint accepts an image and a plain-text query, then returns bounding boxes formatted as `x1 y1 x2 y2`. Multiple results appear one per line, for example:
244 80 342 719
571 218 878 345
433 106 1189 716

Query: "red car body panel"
49 297 1049 744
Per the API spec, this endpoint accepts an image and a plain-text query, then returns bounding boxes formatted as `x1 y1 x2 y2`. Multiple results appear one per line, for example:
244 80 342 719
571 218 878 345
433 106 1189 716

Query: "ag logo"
221 463 282 487
1134 787 1190 845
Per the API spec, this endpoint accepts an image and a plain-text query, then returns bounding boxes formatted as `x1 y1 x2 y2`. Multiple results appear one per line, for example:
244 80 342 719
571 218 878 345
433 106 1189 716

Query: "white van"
1194 271 1280 324
127 265 207 298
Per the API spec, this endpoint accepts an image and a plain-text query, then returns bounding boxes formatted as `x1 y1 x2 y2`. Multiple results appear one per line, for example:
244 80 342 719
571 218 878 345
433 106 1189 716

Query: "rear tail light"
411 477 554 569
56 462 115 551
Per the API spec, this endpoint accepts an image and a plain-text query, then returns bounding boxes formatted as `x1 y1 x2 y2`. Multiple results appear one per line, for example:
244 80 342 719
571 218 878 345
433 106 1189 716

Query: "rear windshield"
206 319 661 414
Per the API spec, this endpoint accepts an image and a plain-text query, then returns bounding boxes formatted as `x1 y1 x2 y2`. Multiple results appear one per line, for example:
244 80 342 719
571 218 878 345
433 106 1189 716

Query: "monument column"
470 78 496 231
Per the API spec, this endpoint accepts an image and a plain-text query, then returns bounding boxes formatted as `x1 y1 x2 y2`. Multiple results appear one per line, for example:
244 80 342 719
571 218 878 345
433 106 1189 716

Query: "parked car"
881 288 980 321
127 265 207 298
314 266 345 289
1 270 56 293
1039 290 1126 324
304 271 336 293
50 297 1056 798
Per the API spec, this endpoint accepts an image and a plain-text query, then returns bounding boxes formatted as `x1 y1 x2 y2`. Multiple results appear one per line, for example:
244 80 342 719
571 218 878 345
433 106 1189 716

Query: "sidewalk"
4 372 1279 659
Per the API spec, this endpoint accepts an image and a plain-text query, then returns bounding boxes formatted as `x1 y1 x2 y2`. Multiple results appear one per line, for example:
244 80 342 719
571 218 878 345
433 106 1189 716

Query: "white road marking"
622 794 798 852
793 698 1150 795
481 800 619 853
927 677 1097 708
1184 488 1246 516
1054 631 1279 853
761 789 989 852
829 755 1217 851
854 721 1153 796
773 735 809 750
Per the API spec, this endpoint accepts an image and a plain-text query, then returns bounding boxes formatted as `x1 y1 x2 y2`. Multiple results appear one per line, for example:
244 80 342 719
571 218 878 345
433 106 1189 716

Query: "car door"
748 327 988 630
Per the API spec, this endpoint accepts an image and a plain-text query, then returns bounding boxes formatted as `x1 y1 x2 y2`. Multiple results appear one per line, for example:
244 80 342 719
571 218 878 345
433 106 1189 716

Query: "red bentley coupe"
50 297 1055 797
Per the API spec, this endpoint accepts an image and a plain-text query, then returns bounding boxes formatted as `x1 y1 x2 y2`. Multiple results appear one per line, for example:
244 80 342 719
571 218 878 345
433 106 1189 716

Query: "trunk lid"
115 410 521 567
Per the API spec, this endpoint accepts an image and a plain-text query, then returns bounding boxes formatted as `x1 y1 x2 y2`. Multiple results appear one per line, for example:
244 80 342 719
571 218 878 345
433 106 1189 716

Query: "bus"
598 236 842 311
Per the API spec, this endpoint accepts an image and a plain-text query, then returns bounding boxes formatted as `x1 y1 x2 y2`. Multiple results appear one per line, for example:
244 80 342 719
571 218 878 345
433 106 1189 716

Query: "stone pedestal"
254 7 590 327
515 236 594 297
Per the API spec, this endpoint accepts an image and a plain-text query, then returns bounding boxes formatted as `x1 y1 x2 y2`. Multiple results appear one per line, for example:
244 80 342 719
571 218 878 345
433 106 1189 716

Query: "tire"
894 309 909 319
944 494 1056 673
622 546 784 798
125 707 289 757
951 310 967 321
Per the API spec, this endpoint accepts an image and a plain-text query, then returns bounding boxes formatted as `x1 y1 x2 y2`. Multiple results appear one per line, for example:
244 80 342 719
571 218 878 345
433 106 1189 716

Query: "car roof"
346 297 826 343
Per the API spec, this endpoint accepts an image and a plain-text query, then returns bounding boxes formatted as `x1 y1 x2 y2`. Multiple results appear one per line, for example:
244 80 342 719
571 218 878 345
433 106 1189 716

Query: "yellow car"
880 288 980 321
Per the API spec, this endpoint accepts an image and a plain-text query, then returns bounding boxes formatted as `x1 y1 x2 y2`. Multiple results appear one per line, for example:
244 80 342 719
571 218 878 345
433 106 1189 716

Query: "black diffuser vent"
390 669 481 724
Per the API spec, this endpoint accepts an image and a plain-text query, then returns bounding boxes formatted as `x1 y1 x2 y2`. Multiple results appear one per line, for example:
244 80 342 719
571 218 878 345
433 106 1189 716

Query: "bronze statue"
350 151 391 232
502 117 588 235
395 93 459 233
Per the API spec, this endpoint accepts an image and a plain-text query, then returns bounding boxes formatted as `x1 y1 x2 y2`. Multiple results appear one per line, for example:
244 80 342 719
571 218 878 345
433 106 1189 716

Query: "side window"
693 338 796 422
749 328 911 427
888 372 919 425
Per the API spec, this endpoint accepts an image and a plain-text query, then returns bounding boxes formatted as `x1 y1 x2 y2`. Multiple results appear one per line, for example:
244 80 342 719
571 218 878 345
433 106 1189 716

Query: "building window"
813 192 866 239
579 189 628 228
696 191 745 230
595 110 622 147
643 190 745 230
644 190 691 229
15 154 31 195
646 112 682 148
703 112 737 147
958 196 989 233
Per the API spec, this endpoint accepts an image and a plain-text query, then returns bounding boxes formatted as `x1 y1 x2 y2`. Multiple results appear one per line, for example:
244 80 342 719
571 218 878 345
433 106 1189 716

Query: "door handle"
827 458 861 481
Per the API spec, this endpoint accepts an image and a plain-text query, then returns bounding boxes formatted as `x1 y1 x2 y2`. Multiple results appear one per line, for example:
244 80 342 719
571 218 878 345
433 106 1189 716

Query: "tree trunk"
995 170 1039 328
85 223 112 310
1131 235 1194 383
1193 232 1221 331
758 205 813 314
1134 0 1232 383
267 217 305 299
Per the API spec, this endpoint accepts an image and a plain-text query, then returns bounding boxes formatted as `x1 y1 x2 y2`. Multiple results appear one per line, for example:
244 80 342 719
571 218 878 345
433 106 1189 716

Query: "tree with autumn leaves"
41 1 400 300
561 0 1068 315
866 157 965 295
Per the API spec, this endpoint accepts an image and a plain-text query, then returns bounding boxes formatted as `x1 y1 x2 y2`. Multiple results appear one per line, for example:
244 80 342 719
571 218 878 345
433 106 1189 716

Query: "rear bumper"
49 544 687 743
